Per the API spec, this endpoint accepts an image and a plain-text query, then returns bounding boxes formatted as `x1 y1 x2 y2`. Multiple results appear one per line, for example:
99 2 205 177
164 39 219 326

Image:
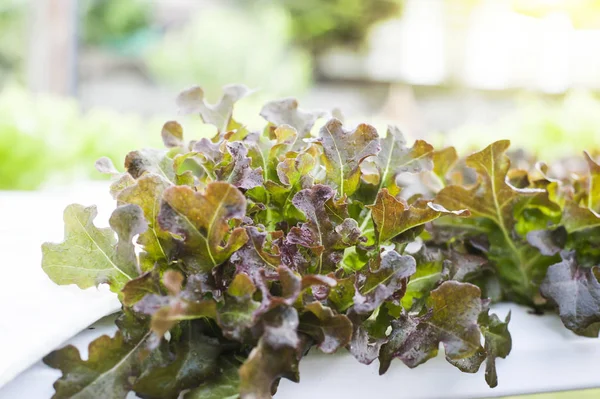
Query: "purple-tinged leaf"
374 125 434 195
317 118 380 197
540 251 600 336
161 121 184 148
480 310 512 388
379 281 485 373
215 142 263 190
299 301 353 353
95 156 119 175
260 97 327 136
159 183 248 269
288 185 352 272
353 250 416 314
239 306 302 399
176 84 251 134
230 226 280 280
135 271 217 338
526 227 567 256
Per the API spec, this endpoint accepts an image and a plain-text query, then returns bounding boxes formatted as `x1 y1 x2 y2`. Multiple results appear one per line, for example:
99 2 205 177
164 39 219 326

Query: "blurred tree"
144 4 312 100
0 0 26 84
247 0 403 56
82 0 153 48
1 0 154 86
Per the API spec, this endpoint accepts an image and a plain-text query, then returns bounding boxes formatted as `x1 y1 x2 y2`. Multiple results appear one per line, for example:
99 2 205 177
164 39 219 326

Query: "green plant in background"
0 87 168 190
0 0 26 83
443 91 600 161
0 0 155 83
82 0 154 52
271 0 402 55
144 4 312 101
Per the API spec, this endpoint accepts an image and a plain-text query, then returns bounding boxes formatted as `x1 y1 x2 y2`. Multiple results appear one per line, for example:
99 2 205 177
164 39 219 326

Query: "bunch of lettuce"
41 85 600 398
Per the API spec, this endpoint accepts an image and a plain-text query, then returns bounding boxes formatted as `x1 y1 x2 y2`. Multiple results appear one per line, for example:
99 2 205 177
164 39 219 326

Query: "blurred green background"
2 0 600 193
2 0 600 397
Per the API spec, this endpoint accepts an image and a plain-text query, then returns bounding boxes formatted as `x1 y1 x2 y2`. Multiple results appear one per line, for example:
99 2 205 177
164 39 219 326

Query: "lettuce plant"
41 85 600 399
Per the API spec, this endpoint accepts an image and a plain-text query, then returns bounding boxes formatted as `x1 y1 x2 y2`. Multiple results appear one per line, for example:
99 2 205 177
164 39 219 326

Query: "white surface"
0 183 121 388
2 304 600 398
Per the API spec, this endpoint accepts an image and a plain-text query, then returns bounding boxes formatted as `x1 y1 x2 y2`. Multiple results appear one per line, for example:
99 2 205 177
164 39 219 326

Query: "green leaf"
317 119 380 197
327 275 355 312
436 141 540 230
158 182 248 270
217 273 261 342
563 203 600 233
161 121 184 148
265 152 315 222
43 329 152 399
42 204 136 292
109 204 148 276
268 124 308 160
122 271 161 307
561 154 600 233
480 310 512 388
401 247 445 310
184 357 241 399
134 322 221 399
117 174 173 272
435 140 551 303
368 188 469 242
109 173 136 200
584 151 600 212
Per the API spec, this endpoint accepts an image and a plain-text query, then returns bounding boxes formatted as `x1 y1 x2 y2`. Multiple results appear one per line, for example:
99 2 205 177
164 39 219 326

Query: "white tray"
0 183 121 388
2 304 599 398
